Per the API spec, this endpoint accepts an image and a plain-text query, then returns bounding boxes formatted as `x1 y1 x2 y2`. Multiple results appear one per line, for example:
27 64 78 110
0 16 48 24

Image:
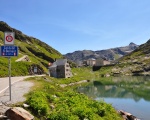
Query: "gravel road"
0 80 34 114
0 80 34 104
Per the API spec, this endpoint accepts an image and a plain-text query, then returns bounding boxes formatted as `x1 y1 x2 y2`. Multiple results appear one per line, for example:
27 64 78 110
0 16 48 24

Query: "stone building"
95 58 110 66
49 59 73 78
86 58 96 66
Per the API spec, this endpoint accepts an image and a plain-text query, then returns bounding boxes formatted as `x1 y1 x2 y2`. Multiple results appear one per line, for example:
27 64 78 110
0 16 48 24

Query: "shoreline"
60 79 90 87
60 79 140 120
0 78 140 120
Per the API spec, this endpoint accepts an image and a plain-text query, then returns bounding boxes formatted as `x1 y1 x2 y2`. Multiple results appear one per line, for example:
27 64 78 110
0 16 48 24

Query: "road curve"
0 75 45 94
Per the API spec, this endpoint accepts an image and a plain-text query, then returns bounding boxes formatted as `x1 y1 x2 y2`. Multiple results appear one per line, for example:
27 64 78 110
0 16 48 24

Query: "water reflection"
78 83 141 102
77 76 150 102
77 76 150 120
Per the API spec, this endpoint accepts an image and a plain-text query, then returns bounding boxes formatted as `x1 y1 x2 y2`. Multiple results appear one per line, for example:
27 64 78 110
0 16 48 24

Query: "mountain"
64 43 139 62
111 39 150 76
0 21 63 77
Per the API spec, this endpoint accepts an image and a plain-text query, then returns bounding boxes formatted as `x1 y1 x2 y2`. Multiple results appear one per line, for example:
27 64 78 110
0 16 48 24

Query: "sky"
0 0 150 54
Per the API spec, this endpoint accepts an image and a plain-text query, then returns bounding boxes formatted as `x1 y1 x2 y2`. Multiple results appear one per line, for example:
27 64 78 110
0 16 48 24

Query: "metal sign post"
8 57 11 101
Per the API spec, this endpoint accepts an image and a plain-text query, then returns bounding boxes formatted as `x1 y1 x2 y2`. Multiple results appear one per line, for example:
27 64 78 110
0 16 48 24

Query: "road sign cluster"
0 31 19 101
0 32 18 57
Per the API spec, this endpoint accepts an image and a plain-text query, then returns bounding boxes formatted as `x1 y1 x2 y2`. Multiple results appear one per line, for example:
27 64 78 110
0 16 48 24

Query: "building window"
66 64 69 67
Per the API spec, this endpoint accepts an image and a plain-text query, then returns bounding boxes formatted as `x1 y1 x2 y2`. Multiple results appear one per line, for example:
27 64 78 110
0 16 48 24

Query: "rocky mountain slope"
65 42 138 62
0 21 62 77
111 39 150 76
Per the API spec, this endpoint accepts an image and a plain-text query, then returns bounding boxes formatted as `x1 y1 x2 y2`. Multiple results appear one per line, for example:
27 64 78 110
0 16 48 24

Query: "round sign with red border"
4 32 15 45
6 34 13 42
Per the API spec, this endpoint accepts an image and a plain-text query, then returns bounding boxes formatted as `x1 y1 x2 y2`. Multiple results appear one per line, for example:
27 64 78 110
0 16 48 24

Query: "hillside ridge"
0 21 62 77
0 21 61 56
65 42 139 62
110 39 150 76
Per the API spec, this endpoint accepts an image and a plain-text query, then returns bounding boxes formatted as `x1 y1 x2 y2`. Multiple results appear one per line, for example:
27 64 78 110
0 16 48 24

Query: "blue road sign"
1 46 18 57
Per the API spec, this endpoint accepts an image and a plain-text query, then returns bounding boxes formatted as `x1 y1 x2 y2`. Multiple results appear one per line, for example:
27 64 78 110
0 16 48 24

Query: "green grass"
48 67 101 84
25 76 122 120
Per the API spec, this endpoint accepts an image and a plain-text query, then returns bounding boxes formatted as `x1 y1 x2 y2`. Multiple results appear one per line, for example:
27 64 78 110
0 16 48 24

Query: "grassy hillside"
112 39 150 75
0 21 63 77
96 39 150 76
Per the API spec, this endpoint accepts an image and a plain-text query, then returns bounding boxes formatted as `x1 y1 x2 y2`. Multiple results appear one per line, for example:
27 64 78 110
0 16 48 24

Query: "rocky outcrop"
64 43 139 62
110 43 150 76
0 103 34 120
115 39 150 75
16 55 30 62
6 107 34 120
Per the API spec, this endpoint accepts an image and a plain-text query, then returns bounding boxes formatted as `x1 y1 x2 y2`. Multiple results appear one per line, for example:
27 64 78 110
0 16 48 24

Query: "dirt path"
0 75 45 95
0 79 34 115
0 80 34 104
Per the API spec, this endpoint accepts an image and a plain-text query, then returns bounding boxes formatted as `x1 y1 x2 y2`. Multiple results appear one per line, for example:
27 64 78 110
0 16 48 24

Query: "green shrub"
27 91 50 115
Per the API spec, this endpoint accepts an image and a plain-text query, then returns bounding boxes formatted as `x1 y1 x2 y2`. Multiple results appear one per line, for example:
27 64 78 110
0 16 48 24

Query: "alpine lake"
76 76 150 120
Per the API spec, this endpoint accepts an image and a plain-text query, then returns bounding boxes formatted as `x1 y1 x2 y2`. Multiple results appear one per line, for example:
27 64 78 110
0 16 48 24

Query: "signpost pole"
2 32 17 101
8 57 11 101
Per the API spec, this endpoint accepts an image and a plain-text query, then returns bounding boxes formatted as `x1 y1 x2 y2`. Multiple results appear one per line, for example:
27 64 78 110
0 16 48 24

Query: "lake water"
77 76 150 120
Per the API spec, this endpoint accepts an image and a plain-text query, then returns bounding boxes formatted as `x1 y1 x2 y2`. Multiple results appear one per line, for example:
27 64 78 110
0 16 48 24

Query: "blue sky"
0 0 150 54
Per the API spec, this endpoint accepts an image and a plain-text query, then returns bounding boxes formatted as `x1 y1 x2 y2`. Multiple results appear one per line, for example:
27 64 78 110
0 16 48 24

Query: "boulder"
6 107 34 120
119 110 140 120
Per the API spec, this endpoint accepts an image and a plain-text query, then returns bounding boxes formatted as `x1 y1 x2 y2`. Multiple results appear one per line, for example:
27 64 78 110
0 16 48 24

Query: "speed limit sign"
4 32 15 45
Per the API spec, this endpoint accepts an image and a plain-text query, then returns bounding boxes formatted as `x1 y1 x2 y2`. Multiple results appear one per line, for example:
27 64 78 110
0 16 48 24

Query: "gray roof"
49 62 57 68
55 59 67 65
88 58 96 60
49 59 67 68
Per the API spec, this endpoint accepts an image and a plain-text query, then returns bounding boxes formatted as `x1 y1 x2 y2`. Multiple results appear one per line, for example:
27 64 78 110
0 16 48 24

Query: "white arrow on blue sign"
1 46 18 57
